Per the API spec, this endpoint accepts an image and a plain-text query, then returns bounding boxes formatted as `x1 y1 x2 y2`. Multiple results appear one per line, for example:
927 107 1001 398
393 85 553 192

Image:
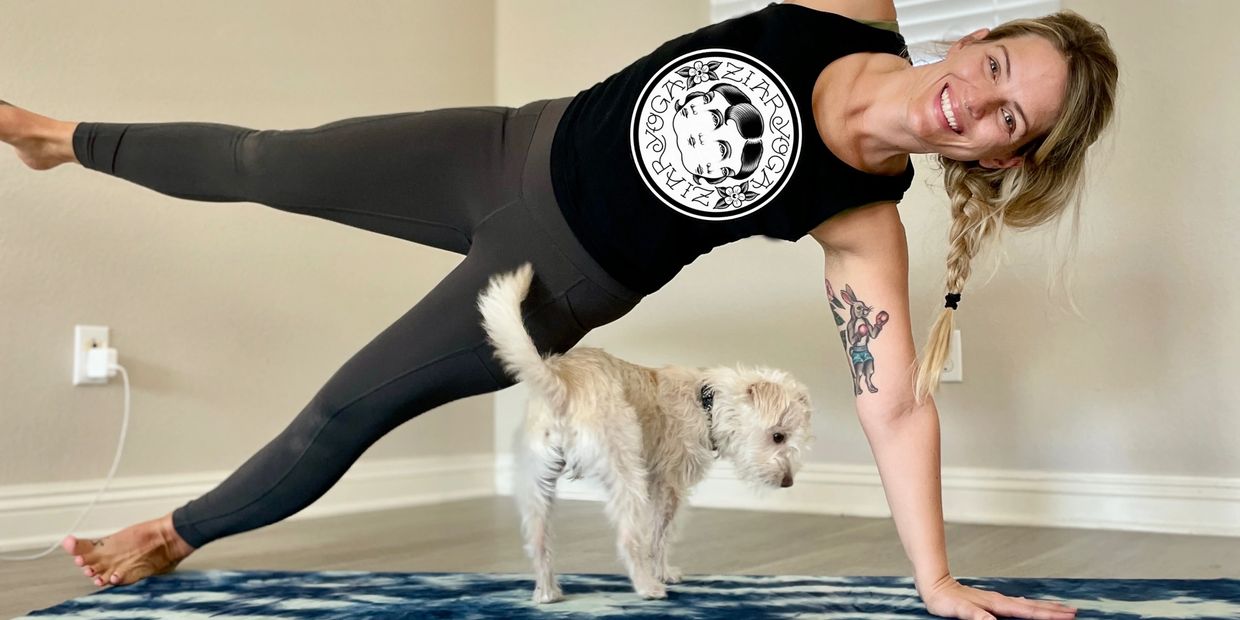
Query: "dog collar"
699 383 719 454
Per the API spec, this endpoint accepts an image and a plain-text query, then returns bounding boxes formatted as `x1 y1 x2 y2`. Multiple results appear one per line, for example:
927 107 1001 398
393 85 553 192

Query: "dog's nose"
781 473 794 488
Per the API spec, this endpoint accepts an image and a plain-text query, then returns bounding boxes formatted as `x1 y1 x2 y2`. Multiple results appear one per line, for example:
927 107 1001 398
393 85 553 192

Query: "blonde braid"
910 10 1118 406
912 164 1006 404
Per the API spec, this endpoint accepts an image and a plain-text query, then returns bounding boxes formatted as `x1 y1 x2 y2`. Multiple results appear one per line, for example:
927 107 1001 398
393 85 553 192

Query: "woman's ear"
979 154 1024 169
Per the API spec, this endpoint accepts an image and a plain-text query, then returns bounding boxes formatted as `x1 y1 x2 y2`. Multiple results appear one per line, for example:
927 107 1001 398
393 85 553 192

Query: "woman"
0 0 1117 618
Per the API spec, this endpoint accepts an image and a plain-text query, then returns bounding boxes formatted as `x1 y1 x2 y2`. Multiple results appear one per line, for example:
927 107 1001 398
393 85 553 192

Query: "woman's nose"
966 88 1003 119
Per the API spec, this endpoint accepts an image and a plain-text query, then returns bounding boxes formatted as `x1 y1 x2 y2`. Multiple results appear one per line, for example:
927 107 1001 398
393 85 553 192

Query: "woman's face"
672 92 747 180
912 31 1069 168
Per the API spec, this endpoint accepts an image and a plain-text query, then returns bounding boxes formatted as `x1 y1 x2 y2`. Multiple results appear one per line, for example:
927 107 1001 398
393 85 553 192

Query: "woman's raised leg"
3 99 527 254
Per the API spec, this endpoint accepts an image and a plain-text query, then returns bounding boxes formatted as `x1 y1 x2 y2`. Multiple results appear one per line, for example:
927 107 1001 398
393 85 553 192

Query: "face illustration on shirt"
671 90 747 183
631 49 801 220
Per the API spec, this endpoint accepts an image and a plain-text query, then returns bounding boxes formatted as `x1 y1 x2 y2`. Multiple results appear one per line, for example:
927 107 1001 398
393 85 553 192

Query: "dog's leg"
600 436 666 600
649 481 684 584
515 440 566 604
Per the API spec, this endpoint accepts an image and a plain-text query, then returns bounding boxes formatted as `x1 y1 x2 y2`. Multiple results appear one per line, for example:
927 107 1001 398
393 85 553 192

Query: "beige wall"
4 0 1236 493
495 0 1238 478
0 0 497 486
495 0 711 106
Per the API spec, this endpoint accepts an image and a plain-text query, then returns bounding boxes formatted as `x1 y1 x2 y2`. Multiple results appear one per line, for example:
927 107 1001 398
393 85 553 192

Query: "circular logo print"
631 48 801 221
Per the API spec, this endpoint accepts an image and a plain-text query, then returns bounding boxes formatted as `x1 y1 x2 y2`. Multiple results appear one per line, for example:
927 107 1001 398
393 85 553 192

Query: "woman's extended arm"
812 203 946 582
809 203 1076 620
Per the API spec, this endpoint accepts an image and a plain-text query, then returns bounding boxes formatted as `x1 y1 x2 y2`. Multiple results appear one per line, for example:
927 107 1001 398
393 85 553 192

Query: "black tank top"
549 3 915 295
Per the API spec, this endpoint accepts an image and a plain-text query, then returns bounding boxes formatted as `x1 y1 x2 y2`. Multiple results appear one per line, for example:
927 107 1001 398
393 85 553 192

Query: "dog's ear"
796 390 812 410
747 381 789 414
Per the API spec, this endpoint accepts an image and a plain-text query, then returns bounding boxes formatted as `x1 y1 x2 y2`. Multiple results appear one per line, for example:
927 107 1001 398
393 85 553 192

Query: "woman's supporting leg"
69 231 595 585
172 248 584 547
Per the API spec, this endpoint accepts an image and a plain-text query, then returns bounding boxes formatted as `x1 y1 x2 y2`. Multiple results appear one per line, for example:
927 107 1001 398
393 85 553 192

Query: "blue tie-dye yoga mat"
18 571 1240 619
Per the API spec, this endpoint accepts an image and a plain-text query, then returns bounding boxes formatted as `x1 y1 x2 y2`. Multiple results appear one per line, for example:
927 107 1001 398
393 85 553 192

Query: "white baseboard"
5 452 1233 556
0 454 495 554
494 454 1240 537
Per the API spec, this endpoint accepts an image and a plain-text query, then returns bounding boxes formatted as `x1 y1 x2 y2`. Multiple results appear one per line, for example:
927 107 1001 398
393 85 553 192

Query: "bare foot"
60 513 196 588
0 100 79 170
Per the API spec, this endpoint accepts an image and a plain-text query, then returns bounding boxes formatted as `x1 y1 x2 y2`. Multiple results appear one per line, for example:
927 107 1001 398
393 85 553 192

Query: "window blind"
710 0 1060 64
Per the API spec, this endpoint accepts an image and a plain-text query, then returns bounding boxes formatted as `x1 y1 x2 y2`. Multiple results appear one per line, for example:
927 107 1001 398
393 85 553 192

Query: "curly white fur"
478 263 816 603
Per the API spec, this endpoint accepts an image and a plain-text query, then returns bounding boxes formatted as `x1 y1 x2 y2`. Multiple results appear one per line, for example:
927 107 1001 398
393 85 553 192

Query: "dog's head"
705 366 815 490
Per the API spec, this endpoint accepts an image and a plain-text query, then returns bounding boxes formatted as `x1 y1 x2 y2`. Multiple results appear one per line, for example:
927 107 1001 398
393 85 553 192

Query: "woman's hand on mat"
917 574 1077 620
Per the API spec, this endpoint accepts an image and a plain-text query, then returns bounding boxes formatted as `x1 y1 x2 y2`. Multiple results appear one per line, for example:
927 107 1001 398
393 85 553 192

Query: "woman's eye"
718 142 726 156
989 57 999 78
710 110 722 128
1003 110 1015 133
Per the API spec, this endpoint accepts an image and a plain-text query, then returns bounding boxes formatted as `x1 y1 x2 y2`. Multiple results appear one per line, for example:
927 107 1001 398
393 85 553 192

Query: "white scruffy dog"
477 263 815 603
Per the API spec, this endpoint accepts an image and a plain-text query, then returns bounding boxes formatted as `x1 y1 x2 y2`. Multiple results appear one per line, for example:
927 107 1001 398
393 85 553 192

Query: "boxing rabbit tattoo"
825 279 889 395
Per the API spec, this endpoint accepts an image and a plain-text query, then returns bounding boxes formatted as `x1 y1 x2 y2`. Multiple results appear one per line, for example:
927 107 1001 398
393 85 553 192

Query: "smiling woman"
1 2 1119 620
913 12 1118 403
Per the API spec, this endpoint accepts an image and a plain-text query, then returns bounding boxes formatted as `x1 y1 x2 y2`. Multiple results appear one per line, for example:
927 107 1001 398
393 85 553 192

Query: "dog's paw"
532 585 564 604
634 581 668 600
658 566 684 584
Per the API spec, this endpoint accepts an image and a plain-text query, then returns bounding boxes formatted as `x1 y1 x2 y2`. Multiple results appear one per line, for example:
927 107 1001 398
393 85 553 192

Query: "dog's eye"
772 432 786 444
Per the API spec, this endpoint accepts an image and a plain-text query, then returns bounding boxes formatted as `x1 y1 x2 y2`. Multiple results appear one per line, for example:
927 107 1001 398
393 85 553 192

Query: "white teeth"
940 87 960 133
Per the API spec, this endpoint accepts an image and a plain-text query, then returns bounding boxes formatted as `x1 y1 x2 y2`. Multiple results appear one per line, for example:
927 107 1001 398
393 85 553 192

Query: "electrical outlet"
73 325 110 386
941 329 963 383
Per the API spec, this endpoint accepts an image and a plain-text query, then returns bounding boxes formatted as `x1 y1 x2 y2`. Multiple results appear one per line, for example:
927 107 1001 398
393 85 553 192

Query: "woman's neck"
813 53 922 176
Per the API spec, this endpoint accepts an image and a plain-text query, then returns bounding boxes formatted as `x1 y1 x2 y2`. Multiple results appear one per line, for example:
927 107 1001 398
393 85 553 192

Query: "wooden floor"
4 497 1238 617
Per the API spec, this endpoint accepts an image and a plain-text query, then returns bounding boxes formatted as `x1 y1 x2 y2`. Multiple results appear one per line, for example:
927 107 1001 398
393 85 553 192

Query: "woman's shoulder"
779 0 899 26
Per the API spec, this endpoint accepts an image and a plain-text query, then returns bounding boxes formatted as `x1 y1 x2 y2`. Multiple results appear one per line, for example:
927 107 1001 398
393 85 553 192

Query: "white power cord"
0 349 131 561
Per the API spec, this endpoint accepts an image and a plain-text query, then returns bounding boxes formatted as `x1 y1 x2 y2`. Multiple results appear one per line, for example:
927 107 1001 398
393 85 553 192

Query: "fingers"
945 598 996 620
1012 595 1078 611
970 608 996 620
989 594 1077 620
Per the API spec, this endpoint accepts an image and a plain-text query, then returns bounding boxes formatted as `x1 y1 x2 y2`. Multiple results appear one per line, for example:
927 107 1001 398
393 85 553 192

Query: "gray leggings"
72 98 642 549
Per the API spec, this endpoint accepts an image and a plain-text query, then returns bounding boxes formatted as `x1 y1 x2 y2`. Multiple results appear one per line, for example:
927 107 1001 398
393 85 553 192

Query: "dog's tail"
477 263 567 407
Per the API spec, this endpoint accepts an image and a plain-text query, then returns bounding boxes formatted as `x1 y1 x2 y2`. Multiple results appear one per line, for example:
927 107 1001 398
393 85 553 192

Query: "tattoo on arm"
825 278 889 396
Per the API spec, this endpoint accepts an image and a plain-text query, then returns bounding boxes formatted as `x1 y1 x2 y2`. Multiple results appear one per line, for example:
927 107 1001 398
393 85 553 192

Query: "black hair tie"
945 293 962 310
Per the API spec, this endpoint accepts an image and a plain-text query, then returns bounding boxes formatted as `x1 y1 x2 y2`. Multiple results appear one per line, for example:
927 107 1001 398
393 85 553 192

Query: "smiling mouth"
940 84 962 135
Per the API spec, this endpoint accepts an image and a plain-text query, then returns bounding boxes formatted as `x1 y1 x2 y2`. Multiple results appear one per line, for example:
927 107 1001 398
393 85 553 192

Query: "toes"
109 573 122 585
65 535 99 558
74 556 85 567
83 567 94 577
93 577 104 587
62 535 93 556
